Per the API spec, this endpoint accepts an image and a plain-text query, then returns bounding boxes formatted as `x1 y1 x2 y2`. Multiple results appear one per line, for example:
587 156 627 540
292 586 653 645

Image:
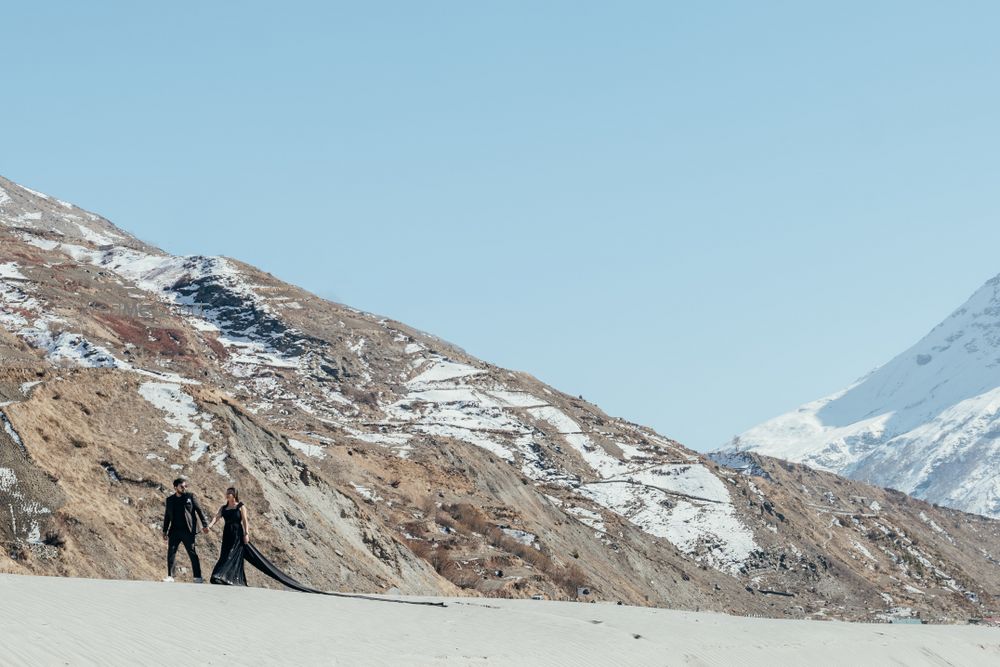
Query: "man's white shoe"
162 576 175 582
193 577 204 584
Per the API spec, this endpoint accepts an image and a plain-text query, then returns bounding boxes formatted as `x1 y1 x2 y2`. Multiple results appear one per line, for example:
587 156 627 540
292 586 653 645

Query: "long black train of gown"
210 502 326 594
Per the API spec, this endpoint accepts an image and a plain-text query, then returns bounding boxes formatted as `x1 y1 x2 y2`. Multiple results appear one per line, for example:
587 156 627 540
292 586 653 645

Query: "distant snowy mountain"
728 274 1000 518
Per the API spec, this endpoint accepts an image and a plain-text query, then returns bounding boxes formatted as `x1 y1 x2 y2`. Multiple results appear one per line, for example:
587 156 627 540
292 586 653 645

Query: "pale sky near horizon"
3 2 1000 451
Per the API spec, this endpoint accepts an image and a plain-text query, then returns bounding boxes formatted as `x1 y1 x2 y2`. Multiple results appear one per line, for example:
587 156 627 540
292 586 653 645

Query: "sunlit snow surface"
579 465 758 574
288 438 326 459
0 262 27 280
733 274 1000 518
139 382 217 465
0 415 50 544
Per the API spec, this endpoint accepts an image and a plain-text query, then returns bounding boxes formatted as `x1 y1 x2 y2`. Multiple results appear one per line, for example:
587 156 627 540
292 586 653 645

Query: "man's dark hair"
173 477 186 489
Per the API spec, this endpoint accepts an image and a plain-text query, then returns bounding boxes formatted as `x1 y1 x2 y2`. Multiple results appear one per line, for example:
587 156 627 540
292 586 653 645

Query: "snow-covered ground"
0 262 27 280
18 235 303 376
0 464 49 545
731 273 1000 518
0 574 997 666
374 352 760 574
139 382 218 465
578 464 758 574
0 254 192 384
289 437 326 459
0 178 128 248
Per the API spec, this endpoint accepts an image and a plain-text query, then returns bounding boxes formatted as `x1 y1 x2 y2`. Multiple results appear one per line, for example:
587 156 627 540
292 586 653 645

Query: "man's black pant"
167 532 202 579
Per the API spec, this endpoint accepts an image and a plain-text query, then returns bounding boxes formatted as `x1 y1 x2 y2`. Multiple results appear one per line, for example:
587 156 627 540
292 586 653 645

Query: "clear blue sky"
3 2 1000 451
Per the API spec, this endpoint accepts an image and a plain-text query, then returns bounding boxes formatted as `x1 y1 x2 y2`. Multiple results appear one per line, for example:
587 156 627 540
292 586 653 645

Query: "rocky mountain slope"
728 274 1000 520
2 174 1000 622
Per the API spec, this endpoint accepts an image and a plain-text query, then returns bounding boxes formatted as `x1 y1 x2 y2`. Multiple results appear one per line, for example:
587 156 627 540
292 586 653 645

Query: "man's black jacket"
163 492 209 537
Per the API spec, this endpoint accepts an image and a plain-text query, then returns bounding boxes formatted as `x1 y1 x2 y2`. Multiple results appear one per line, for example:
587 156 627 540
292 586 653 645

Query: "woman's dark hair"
226 487 239 502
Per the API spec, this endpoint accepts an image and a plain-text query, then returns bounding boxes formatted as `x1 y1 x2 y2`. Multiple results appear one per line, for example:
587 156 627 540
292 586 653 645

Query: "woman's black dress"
210 502 326 594
210 503 247 586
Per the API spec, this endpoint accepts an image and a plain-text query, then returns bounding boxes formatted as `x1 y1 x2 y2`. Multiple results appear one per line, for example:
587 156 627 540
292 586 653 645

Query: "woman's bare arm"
240 505 250 544
206 507 223 531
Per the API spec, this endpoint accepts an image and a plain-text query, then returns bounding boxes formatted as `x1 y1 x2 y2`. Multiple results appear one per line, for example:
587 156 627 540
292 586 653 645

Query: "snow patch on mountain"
0 266 186 381
382 354 759 575
210 451 230 479
17 184 50 200
565 505 607 533
1 412 26 454
71 221 120 246
19 235 307 375
0 179 131 250
139 382 214 463
416 423 516 461
501 528 537 546
581 481 754 574
0 465 49 544
408 360 485 385
288 438 325 459
0 263 27 281
527 406 625 478
386 362 533 467
322 345 757 571
0 416 50 544
579 464 758 575
351 483 382 503
342 426 414 458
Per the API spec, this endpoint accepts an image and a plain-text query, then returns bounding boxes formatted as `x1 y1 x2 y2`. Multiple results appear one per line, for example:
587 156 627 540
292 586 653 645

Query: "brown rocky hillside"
2 174 999 622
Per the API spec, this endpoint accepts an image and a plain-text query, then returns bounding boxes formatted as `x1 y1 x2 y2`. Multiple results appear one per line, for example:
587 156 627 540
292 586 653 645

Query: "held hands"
243 534 249 545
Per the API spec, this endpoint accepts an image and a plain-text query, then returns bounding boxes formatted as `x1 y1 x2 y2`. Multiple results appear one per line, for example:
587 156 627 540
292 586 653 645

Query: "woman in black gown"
206 487 249 585
205 487 326 594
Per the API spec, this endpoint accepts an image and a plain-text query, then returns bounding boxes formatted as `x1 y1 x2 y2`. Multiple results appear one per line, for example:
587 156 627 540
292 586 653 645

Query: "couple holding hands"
161 478 249 585
162 477 321 593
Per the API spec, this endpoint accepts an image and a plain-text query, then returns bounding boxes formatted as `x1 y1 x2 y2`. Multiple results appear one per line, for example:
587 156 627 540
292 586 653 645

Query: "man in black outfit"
162 477 209 583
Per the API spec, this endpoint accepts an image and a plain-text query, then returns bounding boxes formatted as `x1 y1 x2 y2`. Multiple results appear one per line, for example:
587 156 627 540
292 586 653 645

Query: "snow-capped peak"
728 273 1000 518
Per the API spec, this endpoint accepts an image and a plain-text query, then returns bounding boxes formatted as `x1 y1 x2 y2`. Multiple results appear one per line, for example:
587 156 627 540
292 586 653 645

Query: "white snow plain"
1 574 998 666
